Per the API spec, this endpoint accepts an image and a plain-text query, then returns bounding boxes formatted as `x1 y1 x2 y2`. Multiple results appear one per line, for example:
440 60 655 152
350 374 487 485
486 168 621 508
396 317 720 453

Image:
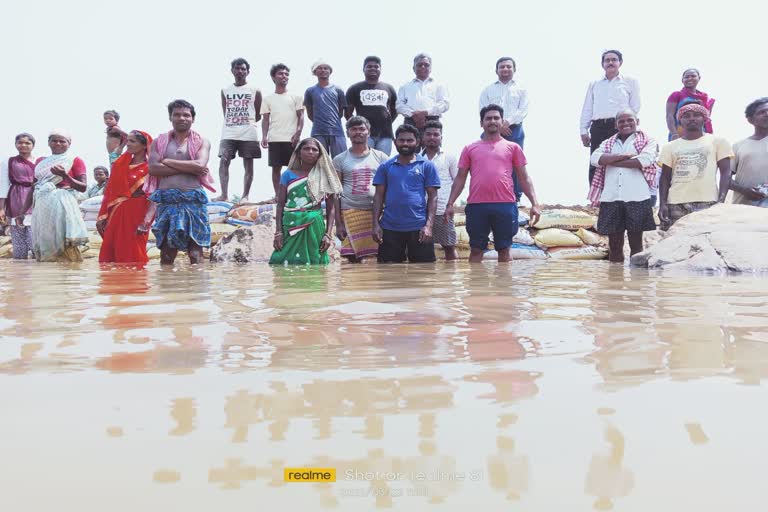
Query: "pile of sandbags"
79 196 104 231
207 201 234 224
225 203 275 227
449 209 549 260
0 236 12 258
527 207 608 260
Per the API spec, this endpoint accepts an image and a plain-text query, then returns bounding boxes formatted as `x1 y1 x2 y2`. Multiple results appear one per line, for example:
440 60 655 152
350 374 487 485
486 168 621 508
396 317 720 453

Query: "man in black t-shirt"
345 56 398 155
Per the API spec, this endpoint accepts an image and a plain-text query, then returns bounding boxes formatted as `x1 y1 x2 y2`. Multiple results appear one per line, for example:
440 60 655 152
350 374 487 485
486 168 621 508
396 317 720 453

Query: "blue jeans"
480 124 525 200
369 136 392 156
314 135 348 158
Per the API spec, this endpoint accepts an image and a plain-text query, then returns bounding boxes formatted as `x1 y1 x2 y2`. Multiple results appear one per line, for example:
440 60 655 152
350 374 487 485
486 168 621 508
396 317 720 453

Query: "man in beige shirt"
261 63 305 197
730 97 768 207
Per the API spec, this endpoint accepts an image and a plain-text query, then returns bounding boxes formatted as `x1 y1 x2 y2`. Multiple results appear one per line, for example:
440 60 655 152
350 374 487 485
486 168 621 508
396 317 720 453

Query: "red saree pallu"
98 151 153 264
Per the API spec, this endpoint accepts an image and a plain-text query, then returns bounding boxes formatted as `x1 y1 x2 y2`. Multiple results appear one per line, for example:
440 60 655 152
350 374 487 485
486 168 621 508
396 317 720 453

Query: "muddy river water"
1 260 767 510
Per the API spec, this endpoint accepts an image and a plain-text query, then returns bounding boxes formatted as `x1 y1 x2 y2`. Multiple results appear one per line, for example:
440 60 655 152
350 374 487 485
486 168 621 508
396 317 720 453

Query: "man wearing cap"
580 49 641 185
658 103 733 230
304 60 348 157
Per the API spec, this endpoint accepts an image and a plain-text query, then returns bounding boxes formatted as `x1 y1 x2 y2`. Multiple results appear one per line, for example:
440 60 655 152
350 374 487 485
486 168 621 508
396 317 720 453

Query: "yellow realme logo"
284 468 336 482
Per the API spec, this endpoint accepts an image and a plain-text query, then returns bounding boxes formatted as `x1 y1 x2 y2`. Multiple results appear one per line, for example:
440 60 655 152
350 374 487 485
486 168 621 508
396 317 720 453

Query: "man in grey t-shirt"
333 116 388 262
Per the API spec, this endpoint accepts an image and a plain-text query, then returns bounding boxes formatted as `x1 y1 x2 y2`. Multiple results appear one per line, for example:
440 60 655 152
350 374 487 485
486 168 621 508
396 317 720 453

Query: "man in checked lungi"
588 109 659 263
421 120 459 260
333 116 389 262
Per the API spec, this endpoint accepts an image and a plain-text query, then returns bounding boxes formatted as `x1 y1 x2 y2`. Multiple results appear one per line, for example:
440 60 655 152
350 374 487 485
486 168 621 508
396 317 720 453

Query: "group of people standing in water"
1 50 766 265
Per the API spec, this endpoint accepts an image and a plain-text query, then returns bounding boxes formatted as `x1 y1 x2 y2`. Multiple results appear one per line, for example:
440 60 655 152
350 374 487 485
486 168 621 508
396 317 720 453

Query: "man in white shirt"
479 56 529 199
580 50 641 185
216 58 262 202
422 120 459 260
396 53 450 138
589 110 658 263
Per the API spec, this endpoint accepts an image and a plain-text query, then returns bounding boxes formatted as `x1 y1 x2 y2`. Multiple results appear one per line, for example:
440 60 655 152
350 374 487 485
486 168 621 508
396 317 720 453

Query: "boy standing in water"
104 110 127 165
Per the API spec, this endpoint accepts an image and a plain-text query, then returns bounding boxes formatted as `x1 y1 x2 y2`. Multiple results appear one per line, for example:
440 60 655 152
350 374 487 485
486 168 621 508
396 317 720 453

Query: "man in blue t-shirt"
372 124 440 263
304 60 348 157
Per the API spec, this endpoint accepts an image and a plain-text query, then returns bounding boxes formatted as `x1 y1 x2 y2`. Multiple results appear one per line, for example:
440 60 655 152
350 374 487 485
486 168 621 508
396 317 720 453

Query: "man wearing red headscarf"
658 103 733 230
97 130 155 264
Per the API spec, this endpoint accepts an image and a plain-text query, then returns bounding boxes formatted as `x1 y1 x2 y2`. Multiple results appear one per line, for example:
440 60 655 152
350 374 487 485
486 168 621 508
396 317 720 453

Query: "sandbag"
208 212 228 224
0 236 10 247
207 201 234 214
210 223 237 245
518 210 529 226
147 246 161 260
509 243 548 259
532 209 596 230
228 204 275 222
534 228 583 249
79 195 104 212
87 232 103 249
0 245 12 258
548 246 608 260
575 228 604 246
512 227 534 246
454 224 472 248
225 217 254 227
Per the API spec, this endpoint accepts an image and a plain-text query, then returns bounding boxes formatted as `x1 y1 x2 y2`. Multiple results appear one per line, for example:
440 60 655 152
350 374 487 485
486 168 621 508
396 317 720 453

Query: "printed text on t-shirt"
351 168 375 195
360 90 389 107
225 93 253 126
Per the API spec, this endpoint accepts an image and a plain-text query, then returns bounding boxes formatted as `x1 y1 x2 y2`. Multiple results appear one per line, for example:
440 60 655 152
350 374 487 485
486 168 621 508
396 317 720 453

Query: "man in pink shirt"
444 104 541 262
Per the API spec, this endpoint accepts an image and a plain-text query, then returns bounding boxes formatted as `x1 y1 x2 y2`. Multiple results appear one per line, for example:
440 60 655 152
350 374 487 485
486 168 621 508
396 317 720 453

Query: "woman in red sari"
97 130 154 264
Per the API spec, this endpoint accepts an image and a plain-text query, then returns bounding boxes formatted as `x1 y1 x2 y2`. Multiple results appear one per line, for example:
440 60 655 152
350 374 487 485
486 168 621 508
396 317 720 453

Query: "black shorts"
268 142 294 167
597 199 657 234
219 139 261 159
377 229 436 263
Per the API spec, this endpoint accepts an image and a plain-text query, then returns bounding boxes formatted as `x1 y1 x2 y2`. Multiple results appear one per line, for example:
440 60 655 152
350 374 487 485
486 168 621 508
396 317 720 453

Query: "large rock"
631 204 768 272
210 224 276 263
210 222 340 263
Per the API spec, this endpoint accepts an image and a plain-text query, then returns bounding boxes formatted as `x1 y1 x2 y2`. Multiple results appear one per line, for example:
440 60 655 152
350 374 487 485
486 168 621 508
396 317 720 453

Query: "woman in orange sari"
97 130 154 264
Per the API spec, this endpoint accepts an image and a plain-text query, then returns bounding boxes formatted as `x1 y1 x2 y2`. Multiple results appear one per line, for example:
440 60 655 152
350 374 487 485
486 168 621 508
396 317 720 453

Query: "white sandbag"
512 227 535 245
208 212 229 224
510 243 549 259
207 201 234 214
225 217 254 227
548 246 608 260
79 195 104 212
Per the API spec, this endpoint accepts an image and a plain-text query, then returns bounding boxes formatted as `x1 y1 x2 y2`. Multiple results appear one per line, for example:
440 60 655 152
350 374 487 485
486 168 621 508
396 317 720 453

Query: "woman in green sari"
270 138 343 265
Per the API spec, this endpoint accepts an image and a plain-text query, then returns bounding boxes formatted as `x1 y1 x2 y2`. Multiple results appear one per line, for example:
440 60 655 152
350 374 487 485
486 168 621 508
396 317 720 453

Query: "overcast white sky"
1 0 764 205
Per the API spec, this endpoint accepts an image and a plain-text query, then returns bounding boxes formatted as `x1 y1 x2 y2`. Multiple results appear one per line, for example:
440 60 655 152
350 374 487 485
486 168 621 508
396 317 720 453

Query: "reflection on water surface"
1 260 767 510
